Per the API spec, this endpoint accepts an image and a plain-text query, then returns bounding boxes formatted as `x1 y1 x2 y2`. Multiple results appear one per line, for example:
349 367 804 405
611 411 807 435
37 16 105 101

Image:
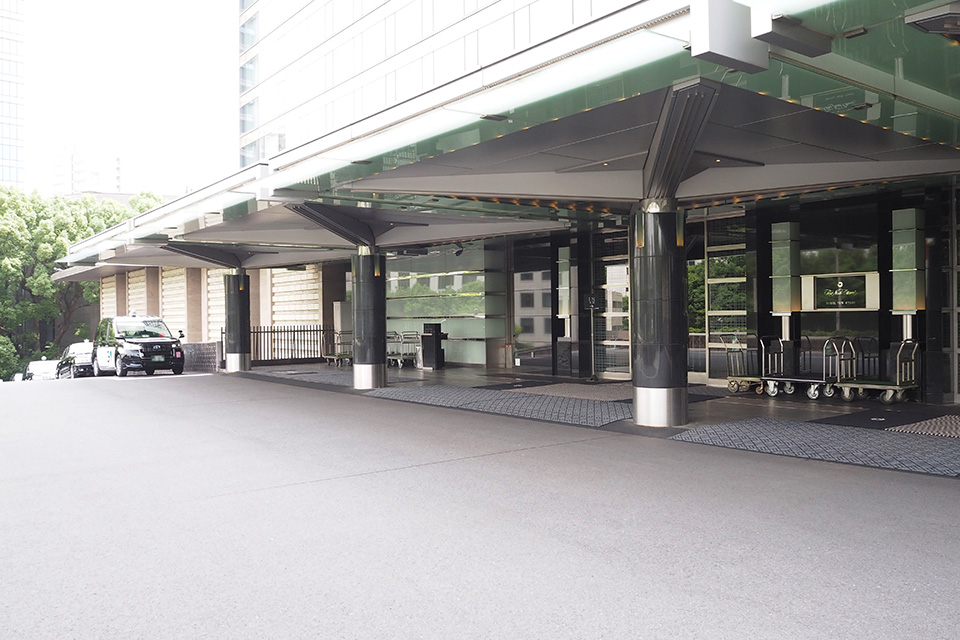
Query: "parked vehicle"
56 340 95 379
92 314 185 377
23 357 60 381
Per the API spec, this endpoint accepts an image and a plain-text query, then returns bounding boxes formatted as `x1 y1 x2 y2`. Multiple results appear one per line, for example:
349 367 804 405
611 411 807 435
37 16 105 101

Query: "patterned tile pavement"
671 417 960 476
365 385 633 428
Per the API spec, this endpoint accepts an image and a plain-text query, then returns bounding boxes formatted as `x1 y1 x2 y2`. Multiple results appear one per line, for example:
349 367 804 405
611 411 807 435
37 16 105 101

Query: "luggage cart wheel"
783 382 795 395
894 389 907 403
880 389 896 405
765 381 779 397
841 387 855 402
822 384 836 399
727 380 740 393
856 388 869 400
755 383 765 395
806 384 820 400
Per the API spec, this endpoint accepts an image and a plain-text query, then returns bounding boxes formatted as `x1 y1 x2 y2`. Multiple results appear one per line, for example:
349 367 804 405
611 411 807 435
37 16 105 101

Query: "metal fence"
221 325 334 366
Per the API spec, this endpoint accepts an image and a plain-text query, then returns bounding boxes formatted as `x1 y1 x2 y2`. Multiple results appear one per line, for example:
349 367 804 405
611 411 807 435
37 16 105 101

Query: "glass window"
541 271 550 280
240 99 258 134
541 292 551 308
543 317 552 334
519 318 534 333
520 292 534 308
240 57 258 94
240 15 258 53
240 140 258 168
520 272 533 281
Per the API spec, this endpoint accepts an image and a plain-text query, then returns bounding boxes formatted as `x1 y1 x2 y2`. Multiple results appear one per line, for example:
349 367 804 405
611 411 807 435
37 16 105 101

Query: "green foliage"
687 260 705 332
128 192 165 214
0 335 18 381
0 187 136 376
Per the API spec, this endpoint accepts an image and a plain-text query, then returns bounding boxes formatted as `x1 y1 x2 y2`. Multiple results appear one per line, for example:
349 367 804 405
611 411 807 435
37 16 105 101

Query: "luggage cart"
322 330 353 366
759 335 856 400
386 331 420 369
832 339 919 404
720 333 760 393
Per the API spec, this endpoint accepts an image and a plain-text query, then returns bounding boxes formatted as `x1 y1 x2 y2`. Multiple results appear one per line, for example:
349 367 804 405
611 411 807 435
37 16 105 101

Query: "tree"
129 191 165 214
0 188 136 379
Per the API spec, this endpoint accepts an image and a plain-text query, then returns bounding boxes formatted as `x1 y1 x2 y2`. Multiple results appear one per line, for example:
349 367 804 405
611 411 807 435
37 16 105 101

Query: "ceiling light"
843 26 868 38
480 114 508 122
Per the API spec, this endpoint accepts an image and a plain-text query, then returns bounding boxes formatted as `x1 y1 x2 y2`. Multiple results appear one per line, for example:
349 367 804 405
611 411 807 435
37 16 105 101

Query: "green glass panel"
772 276 800 313
892 270 925 311
892 229 923 271
771 242 799 277
771 222 798 243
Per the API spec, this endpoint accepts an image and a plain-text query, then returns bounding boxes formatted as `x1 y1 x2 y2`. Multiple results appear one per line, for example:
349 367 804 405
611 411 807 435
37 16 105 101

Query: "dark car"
56 341 95 379
24 358 60 381
92 314 185 377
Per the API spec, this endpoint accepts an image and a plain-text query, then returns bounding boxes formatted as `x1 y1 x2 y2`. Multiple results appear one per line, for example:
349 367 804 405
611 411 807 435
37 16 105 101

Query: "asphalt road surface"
2 373 959 639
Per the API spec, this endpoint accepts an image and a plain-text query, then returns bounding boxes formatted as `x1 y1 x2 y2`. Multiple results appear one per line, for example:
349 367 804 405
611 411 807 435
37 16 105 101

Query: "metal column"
224 269 251 372
631 199 688 427
352 247 387 389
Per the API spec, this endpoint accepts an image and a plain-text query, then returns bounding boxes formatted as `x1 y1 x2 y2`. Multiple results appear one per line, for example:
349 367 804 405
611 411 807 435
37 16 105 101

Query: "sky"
24 1 238 197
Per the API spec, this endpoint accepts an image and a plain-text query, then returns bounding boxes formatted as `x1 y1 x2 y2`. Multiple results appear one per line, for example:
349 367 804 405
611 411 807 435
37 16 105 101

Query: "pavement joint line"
193 433 624 502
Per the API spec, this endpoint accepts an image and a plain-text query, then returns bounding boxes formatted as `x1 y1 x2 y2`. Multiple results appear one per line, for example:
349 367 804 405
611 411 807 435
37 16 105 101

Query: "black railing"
221 325 334 365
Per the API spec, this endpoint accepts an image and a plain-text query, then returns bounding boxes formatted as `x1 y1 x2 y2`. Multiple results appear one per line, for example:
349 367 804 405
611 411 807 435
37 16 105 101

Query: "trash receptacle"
421 323 447 370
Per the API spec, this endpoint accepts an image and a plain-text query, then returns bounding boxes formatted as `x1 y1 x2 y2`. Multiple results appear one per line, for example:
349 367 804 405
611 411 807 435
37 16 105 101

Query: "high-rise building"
0 0 23 187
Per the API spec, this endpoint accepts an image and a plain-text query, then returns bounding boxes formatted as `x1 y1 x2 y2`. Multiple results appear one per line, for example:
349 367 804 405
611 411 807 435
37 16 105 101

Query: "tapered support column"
631 199 688 427
352 247 387 389
224 269 251 372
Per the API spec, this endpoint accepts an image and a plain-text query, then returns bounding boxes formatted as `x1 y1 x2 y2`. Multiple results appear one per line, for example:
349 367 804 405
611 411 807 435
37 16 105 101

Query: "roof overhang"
346 79 960 207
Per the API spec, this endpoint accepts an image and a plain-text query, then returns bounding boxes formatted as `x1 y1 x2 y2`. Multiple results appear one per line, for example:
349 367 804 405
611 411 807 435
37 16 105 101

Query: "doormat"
811 407 951 430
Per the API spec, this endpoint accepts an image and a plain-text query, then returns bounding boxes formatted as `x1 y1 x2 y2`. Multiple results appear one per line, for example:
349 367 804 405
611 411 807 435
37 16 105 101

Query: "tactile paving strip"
671 417 960 476
365 385 632 427
887 415 960 439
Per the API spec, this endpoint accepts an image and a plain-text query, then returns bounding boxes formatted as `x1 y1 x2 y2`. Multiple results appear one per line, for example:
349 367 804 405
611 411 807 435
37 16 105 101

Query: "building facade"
58 0 960 426
0 0 23 187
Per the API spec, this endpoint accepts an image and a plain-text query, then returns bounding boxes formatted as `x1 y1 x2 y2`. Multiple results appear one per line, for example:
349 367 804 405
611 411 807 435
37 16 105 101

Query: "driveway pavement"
2 373 959 639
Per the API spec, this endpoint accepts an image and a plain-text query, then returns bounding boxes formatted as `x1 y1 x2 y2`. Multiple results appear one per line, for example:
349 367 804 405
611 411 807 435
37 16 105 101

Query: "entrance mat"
887 415 960 439
365 385 632 428
671 417 960 476
810 405 948 429
808 408 949 430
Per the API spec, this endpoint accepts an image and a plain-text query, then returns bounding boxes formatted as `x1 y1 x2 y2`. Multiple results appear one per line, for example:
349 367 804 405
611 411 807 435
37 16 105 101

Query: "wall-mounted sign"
800 272 879 312
814 275 867 309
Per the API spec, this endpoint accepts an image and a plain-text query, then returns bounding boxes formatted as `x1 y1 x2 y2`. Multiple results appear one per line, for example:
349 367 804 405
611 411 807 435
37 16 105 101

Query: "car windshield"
116 319 174 339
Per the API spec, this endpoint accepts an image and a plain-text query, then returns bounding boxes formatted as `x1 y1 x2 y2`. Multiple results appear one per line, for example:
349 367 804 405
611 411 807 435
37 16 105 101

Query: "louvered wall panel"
206 268 228 342
271 265 321 325
100 275 117 318
127 269 147 316
161 267 188 339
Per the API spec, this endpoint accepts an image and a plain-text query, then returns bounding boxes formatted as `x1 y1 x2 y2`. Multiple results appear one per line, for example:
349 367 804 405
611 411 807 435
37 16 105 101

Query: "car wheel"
172 366 184 375
115 354 127 377
93 357 102 377
144 368 155 376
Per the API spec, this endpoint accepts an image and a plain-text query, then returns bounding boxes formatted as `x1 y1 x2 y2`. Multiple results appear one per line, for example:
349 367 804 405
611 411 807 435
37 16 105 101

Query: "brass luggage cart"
832 339 919 404
720 333 761 393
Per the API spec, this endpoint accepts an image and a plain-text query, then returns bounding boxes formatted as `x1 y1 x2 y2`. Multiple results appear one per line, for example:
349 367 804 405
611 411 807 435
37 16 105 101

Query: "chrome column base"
225 353 252 373
633 386 688 427
354 363 387 390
